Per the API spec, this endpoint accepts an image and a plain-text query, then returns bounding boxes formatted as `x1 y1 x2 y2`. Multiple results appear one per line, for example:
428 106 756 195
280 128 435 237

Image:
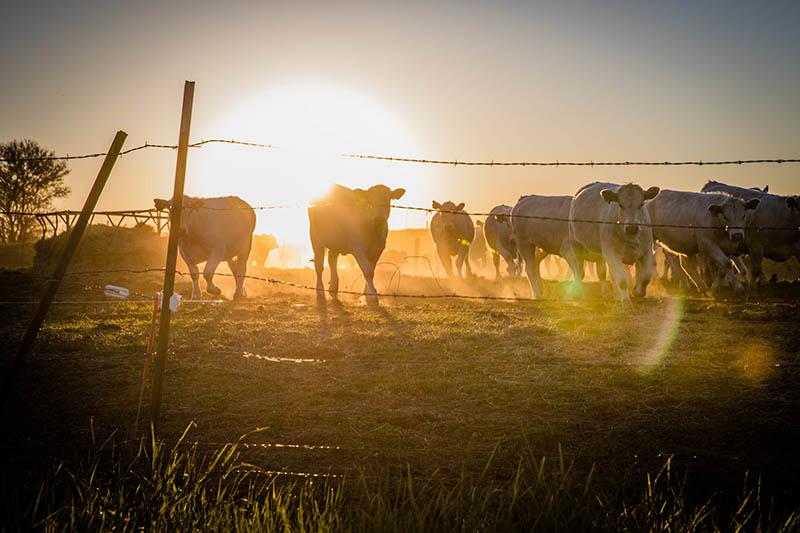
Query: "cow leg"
595 261 609 299
354 251 377 298
499 244 517 277
602 248 630 303
180 248 202 300
702 245 743 295
203 248 224 296
328 250 340 298
679 255 708 294
436 246 453 277
313 244 326 301
227 257 248 299
492 252 501 279
746 247 764 298
517 240 540 299
231 241 252 299
455 247 466 278
458 246 472 278
633 251 655 298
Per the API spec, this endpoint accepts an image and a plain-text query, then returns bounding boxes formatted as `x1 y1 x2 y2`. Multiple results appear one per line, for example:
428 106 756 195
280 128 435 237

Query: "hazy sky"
2 1 799 242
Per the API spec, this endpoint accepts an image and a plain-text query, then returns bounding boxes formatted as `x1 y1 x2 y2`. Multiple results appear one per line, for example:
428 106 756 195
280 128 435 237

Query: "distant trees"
0 140 70 243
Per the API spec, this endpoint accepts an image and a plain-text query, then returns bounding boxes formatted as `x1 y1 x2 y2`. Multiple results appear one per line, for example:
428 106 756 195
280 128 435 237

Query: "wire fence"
2 136 799 166
3 202 799 231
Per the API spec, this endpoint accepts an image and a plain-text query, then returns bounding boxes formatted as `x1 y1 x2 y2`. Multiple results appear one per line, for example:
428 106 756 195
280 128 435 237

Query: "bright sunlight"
189 81 432 253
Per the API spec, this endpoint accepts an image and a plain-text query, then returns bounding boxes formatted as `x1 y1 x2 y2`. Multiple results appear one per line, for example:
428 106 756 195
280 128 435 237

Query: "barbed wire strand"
1 137 799 166
3 202 799 231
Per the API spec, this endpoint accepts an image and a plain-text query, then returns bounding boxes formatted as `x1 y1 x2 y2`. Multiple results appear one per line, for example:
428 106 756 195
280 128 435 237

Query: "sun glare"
189 81 431 257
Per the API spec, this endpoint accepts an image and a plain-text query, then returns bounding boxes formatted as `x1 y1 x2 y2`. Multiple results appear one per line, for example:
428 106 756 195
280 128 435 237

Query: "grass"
2 425 798 531
1 267 800 529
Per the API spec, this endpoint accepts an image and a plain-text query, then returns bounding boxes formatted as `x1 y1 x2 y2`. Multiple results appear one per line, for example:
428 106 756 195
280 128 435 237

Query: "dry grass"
1 268 799 529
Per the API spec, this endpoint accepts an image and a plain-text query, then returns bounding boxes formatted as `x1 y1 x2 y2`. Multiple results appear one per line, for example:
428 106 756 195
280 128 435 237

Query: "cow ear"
154 198 170 211
763 185 769 192
390 188 406 200
744 198 760 210
644 186 660 201
708 204 724 216
457 203 465 211
432 201 442 210
787 196 799 209
600 189 618 204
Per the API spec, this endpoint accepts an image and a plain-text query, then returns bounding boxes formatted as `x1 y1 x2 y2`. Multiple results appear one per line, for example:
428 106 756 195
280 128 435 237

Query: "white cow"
153 195 256 300
569 182 660 302
701 180 800 291
647 190 760 294
483 205 519 278
430 201 474 278
512 194 606 299
308 184 405 301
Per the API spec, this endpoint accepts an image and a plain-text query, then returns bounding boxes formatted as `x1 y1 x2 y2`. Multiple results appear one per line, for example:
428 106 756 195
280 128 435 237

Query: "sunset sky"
2 1 799 246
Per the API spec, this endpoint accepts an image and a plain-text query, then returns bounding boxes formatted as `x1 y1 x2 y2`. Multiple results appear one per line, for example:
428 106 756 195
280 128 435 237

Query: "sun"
188 80 432 256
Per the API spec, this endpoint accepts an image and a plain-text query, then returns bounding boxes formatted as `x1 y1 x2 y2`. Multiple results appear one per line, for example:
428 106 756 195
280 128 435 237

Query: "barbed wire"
4 202 798 231
1 136 798 166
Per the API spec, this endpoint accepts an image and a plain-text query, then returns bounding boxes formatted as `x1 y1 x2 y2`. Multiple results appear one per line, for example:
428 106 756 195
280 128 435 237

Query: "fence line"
6 266 799 305
4 202 799 231
2 136 799 166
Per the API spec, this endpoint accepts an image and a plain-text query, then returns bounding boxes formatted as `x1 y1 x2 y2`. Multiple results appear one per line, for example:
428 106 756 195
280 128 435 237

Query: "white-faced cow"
569 182 660 302
308 184 405 301
430 201 474 278
512 194 606 299
647 190 760 294
153 195 256 300
483 205 519 279
701 180 800 291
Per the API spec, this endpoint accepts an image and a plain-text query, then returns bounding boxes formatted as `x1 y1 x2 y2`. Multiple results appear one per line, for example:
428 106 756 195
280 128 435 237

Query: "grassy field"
1 267 799 530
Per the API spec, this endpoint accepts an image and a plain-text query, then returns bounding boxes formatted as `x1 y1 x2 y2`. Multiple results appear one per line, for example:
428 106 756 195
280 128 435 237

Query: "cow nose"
624 224 639 236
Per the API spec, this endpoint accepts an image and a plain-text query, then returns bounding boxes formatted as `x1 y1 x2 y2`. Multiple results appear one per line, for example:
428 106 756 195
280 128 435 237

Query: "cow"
647 190 760 294
430 201 474 278
483 205 519 278
250 234 278 268
469 220 488 272
511 194 605 299
308 184 405 301
701 180 800 291
569 182 660 302
153 195 256 300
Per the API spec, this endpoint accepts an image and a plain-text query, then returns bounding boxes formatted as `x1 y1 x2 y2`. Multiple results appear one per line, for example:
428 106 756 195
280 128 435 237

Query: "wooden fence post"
2 131 128 401
150 81 195 434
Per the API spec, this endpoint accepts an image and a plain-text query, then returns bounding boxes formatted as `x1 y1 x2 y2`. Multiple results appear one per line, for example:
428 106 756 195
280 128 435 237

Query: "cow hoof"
233 292 246 301
207 286 222 296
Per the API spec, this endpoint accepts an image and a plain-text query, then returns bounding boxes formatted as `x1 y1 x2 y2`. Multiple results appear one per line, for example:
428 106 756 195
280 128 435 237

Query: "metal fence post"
150 81 195 434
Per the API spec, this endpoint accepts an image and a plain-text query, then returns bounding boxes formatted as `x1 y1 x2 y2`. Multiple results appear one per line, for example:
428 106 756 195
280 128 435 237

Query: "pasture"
2 267 799 530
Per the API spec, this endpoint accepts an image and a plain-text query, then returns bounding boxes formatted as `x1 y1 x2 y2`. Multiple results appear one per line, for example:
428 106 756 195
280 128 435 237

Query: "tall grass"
2 425 798 532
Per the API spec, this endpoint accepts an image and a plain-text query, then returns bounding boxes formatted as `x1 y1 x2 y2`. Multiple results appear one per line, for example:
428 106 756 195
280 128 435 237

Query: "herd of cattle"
155 179 799 302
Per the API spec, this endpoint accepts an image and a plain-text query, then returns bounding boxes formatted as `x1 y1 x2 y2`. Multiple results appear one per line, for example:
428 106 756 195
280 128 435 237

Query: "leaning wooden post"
150 81 195 434
2 131 128 400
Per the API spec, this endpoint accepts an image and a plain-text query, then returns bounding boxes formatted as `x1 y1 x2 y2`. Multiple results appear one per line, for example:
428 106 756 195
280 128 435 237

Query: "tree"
0 139 70 243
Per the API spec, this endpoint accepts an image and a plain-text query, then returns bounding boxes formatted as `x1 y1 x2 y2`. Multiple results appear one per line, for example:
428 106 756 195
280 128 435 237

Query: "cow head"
600 184 659 237
432 200 467 236
353 185 405 229
708 197 760 242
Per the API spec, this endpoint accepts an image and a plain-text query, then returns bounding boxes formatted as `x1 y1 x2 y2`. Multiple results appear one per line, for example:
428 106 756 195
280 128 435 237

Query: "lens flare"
639 297 685 371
